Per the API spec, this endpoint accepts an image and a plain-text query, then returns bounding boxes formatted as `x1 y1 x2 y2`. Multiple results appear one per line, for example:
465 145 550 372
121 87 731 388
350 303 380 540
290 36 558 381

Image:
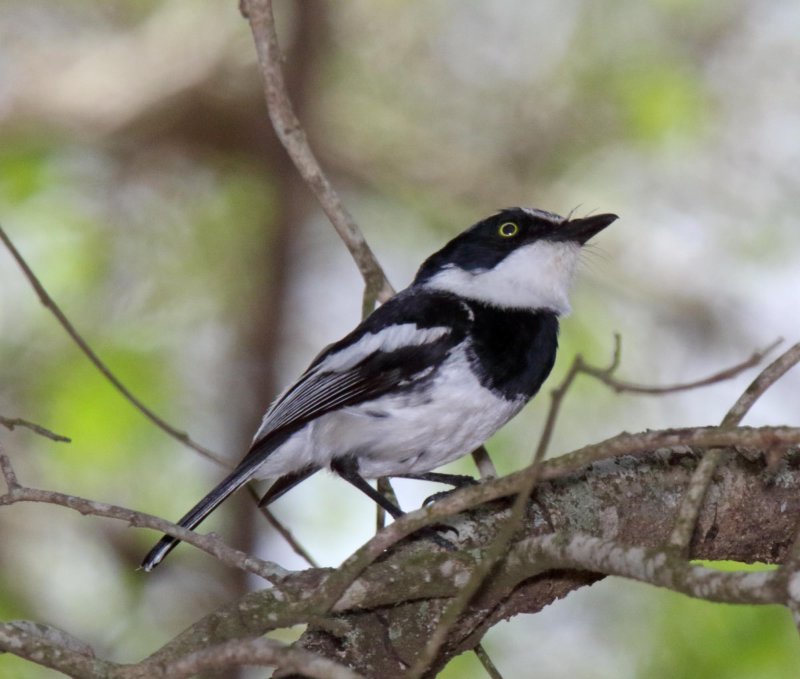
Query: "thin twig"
0 624 366 679
241 0 395 308
777 527 800 633
473 643 505 679
586 337 782 395
533 425 800 485
535 335 779 461
668 342 800 552
375 477 399 532
0 415 71 443
534 337 621 461
0 452 20 490
0 622 114 679
0 224 225 467
469 444 502 677
0 454 288 583
246 485 319 568
471 445 498 480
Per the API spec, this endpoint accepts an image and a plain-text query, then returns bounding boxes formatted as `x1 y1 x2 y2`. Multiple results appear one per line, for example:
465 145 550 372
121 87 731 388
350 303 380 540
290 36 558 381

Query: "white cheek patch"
423 241 580 314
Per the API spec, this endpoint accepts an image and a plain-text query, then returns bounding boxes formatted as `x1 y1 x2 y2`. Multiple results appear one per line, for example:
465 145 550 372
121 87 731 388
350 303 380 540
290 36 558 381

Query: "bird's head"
413 207 617 314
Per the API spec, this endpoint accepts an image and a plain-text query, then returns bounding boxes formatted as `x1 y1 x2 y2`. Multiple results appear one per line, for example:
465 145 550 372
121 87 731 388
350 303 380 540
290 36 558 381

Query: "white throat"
423 240 580 314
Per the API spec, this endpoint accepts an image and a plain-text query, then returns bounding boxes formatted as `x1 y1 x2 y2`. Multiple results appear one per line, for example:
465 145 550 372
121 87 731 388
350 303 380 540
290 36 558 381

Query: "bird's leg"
392 471 478 488
332 457 457 549
392 471 479 506
331 457 405 519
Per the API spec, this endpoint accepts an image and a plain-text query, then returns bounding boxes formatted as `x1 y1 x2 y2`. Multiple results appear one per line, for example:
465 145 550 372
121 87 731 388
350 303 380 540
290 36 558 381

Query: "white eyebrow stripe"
520 207 565 223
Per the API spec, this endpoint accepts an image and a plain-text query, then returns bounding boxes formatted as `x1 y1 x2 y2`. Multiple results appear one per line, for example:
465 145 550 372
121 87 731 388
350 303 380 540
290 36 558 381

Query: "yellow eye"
498 222 519 238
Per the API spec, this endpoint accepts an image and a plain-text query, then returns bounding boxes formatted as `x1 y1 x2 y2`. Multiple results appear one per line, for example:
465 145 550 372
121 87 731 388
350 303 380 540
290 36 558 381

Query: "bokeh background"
1 2 799 677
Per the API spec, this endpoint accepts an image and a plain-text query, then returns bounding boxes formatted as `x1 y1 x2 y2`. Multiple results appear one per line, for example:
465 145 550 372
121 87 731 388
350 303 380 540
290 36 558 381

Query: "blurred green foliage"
640 593 800 679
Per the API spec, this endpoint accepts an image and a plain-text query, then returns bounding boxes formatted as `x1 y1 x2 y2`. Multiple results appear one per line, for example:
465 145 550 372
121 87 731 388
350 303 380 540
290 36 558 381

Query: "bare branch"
471 445 498 480
0 452 20 491
241 0 395 307
531 424 800 484
669 341 800 551
535 336 621 461
515 533 783 606
473 644 505 679
466 444 502 677
246 485 319 568
0 622 113 679
123 637 366 679
722 341 798 428
0 224 225 467
585 337 781 395
535 335 778 461
0 454 288 583
0 414 71 443
0 623 365 679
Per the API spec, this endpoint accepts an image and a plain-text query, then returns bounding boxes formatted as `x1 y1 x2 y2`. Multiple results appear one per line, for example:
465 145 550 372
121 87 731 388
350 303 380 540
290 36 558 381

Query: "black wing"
246 288 472 455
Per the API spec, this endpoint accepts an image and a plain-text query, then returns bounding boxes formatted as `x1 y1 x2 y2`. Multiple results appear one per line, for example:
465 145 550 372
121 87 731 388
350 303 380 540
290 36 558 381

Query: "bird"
141 206 617 571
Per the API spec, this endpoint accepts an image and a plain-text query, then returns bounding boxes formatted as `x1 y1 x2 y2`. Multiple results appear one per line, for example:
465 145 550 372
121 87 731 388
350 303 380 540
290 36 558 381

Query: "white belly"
251 347 523 480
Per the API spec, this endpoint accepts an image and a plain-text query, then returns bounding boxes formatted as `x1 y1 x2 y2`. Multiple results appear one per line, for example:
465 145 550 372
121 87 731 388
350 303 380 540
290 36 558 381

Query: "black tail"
141 432 295 572
140 458 262 571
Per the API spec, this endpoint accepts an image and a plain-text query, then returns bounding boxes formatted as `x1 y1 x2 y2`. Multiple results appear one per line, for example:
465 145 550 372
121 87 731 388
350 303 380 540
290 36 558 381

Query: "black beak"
557 213 618 245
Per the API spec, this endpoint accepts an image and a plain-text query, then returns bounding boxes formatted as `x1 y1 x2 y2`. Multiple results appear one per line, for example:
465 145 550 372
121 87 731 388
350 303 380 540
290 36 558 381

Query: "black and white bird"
141 207 616 571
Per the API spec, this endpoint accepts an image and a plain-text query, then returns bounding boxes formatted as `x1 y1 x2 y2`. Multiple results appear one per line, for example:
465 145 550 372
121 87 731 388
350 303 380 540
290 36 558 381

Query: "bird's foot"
422 479 478 507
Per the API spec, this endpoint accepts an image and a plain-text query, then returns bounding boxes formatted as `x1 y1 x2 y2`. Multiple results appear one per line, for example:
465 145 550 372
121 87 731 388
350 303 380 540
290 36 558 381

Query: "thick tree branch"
512 535 782 605
669 342 800 551
0 623 365 679
120 638 366 679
